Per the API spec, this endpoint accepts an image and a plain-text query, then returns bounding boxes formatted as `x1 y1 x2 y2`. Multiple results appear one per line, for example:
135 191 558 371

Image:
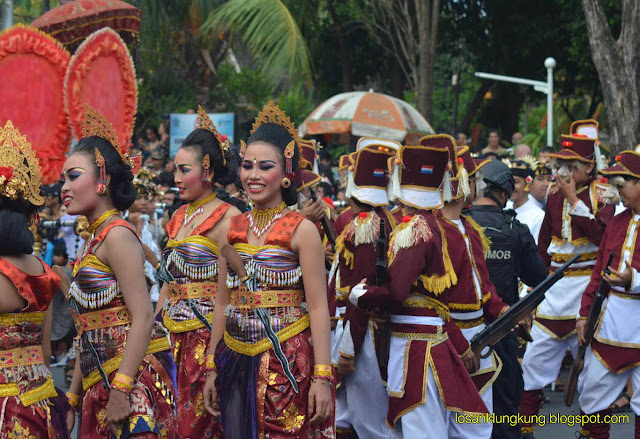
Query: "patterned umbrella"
32 0 141 52
299 91 434 143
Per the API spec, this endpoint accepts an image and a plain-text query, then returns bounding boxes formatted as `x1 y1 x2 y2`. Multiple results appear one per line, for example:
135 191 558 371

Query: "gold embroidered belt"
611 290 640 300
0 376 57 406
552 252 597 263
82 337 170 391
453 316 484 329
73 306 132 336
230 287 303 310
224 314 310 356
0 345 44 368
0 311 45 326
163 312 213 334
168 281 216 302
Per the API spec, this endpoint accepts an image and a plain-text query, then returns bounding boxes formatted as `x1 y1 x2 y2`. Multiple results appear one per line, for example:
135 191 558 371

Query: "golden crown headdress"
196 105 231 166
0 120 44 206
81 104 132 167
133 167 158 198
242 100 304 172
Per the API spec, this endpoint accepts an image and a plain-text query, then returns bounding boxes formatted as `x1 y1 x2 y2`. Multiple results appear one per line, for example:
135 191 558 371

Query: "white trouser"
390 364 449 439
578 346 640 416
338 328 389 438
389 365 492 439
522 323 579 390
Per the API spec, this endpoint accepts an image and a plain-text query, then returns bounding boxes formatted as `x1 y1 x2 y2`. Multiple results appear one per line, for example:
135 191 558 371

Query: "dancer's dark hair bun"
181 129 237 186
74 136 137 211
247 123 300 206
0 198 37 255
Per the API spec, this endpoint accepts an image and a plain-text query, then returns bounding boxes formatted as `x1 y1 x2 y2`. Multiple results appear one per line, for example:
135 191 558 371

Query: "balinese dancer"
335 137 400 439
0 121 68 438
349 135 488 439
435 145 508 438
202 102 334 438
576 148 640 438
156 106 239 438
63 106 177 438
520 120 615 438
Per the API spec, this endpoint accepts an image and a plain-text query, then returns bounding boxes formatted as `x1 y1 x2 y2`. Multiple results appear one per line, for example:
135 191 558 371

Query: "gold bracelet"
206 354 216 371
66 392 81 410
155 262 161 270
313 364 333 380
112 372 134 395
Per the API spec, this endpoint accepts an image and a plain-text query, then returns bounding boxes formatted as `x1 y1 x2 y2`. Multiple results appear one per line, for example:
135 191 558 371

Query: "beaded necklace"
248 202 287 238
184 192 217 228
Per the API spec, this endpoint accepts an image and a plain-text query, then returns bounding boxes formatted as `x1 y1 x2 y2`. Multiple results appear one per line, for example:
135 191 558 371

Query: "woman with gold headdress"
155 106 239 438
202 102 334 438
0 120 69 438
63 105 177 438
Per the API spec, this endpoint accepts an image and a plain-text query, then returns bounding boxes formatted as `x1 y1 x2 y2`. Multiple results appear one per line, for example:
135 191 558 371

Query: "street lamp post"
475 57 556 146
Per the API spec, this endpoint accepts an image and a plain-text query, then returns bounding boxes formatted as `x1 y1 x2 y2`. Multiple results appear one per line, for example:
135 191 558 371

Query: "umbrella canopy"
299 91 434 143
32 0 141 51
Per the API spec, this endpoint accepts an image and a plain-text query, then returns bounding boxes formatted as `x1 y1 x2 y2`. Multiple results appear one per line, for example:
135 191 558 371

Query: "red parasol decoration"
65 27 137 152
0 25 72 184
32 0 141 52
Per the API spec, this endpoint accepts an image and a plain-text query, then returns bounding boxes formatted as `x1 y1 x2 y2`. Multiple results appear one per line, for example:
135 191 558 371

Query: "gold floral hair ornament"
250 100 304 170
0 120 44 206
81 104 132 168
196 105 231 166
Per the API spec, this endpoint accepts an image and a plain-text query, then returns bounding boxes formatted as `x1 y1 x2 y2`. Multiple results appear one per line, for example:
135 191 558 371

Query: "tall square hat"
299 138 319 173
600 145 640 179
548 119 604 169
295 169 321 193
449 145 491 200
346 137 400 207
387 134 459 210
338 154 351 172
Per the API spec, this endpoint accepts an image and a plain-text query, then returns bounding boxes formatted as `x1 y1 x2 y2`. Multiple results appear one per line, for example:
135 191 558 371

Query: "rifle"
470 254 580 358
308 187 336 248
374 217 390 379
564 251 615 406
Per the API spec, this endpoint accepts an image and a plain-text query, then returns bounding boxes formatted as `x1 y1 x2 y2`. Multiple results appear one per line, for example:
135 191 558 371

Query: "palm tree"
201 0 312 85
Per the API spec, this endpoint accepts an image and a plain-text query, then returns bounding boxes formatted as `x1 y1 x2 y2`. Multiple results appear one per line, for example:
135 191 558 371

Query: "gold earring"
281 177 291 188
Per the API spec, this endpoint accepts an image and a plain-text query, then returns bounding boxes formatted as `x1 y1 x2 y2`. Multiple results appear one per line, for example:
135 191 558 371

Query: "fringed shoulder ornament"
390 214 432 256
344 211 381 247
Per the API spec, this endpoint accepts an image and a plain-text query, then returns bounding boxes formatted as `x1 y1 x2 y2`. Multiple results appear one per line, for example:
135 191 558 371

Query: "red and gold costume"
215 211 335 438
161 202 231 438
576 149 640 438
350 137 488 438
0 258 61 439
520 120 615 436
70 219 177 439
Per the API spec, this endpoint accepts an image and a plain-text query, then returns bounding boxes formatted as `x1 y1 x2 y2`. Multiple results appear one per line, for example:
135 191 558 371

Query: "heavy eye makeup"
62 168 85 182
174 164 193 174
241 160 278 171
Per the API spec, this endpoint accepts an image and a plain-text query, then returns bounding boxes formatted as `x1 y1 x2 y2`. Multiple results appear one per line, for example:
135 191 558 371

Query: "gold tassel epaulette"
334 232 353 269
389 214 432 257
344 211 380 247
463 215 492 253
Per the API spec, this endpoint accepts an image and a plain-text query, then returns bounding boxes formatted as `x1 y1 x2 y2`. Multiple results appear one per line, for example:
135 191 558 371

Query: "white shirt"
513 195 546 244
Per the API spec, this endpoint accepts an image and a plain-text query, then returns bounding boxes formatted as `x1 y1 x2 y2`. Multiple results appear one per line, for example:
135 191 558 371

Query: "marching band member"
520 120 615 438
349 135 488 439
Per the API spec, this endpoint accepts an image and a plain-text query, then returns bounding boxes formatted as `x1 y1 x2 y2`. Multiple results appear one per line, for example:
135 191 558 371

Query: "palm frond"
201 0 311 83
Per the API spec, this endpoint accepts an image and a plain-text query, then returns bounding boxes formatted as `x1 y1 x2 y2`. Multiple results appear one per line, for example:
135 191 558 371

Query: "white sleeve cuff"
569 200 594 219
338 320 355 357
349 284 367 307
629 268 640 294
